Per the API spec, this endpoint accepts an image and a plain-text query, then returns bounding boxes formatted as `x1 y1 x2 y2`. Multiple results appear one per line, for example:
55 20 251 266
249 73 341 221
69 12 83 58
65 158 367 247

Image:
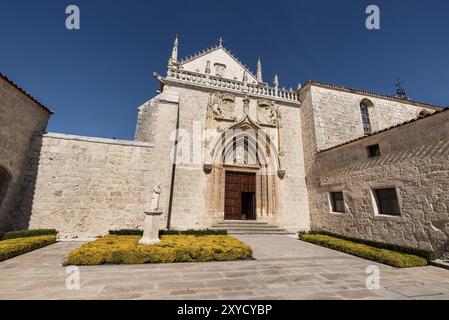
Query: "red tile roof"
0 72 53 114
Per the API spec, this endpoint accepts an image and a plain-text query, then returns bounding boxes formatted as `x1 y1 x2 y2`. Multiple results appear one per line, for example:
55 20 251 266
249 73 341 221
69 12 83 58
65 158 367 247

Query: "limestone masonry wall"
28 133 158 238
0 77 51 234
303 84 440 152
307 109 449 258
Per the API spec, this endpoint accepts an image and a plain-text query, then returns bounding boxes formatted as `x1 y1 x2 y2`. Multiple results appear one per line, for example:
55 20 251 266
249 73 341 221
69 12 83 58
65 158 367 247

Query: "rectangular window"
330 192 345 213
367 144 381 158
373 188 401 216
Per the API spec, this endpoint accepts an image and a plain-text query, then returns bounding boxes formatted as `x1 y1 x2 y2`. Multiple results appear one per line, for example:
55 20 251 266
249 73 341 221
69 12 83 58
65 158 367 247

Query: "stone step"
227 230 296 235
216 220 268 225
212 226 283 230
211 220 296 235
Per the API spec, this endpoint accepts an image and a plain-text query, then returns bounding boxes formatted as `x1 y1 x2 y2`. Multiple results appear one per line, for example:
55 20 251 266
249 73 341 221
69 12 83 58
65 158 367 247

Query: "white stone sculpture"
139 184 163 245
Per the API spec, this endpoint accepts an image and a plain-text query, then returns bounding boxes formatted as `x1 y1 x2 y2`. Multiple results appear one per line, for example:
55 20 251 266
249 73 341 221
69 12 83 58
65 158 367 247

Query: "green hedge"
299 233 428 268
300 230 434 261
0 236 57 262
109 229 227 236
64 235 252 265
2 229 58 240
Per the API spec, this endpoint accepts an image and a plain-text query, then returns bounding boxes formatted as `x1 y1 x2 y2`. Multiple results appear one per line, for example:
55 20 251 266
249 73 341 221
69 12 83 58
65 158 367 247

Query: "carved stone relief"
257 99 278 127
207 93 237 121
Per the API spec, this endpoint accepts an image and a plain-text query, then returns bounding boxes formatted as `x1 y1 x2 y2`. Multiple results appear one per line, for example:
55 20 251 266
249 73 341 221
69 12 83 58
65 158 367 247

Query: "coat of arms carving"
207 93 237 121
257 99 279 127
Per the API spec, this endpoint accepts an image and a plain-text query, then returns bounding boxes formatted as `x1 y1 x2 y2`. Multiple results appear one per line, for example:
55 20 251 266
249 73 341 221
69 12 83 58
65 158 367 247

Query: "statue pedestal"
139 211 163 245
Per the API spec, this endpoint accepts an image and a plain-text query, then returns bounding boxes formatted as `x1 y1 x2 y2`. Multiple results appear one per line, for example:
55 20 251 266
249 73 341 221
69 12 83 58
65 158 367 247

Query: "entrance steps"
211 220 296 235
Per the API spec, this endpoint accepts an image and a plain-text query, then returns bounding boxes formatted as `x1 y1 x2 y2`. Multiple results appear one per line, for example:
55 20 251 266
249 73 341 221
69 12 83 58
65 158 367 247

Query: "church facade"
1 37 448 258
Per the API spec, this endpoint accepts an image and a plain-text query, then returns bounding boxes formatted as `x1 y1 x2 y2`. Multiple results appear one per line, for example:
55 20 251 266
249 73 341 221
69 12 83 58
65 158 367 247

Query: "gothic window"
360 101 373 135
0 166 11 208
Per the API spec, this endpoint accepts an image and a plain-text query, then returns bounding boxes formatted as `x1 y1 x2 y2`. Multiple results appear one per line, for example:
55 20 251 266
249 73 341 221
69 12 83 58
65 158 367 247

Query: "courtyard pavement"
1 234 449 299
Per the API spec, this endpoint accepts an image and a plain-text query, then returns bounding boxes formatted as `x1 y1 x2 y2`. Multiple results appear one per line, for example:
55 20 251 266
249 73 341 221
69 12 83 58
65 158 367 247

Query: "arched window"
0 166 11 208
360 100 373 135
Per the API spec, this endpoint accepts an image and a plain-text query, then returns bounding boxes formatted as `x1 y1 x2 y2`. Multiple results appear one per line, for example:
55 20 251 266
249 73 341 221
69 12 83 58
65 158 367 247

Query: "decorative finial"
256 57 263 82
169 34 179 65
274 74 279 96
218 37 224 47
273 74 279 86
297 83 302 90
395 77 407 99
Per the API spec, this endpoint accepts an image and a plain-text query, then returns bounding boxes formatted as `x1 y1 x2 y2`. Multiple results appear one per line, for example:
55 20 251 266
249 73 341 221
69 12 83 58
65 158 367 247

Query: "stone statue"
151 184 161 211
139 184 163 245
235 145 246 165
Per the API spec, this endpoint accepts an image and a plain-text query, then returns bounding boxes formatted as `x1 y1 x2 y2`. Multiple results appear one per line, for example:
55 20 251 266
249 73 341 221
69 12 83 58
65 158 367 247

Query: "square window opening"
373 188 401 216
367 144 381 158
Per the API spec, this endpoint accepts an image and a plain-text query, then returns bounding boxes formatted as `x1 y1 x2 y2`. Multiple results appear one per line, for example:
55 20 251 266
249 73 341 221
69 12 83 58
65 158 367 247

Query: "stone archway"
204 115 282 225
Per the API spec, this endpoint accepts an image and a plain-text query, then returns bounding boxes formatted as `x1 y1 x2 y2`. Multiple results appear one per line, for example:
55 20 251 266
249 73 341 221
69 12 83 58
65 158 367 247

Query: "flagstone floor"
1 234 449 300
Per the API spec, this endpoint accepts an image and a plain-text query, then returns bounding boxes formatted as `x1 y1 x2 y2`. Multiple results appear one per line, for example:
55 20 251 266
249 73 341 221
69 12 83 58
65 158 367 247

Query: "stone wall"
136 82 311 232
307 109 449 258
0 76 51 234
299 83 441 152
28 133 158 238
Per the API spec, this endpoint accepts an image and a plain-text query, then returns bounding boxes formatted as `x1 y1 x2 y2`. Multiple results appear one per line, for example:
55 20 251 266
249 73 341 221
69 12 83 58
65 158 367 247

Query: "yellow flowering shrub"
64 235 253 265
0 236 57 262
299 234 428 268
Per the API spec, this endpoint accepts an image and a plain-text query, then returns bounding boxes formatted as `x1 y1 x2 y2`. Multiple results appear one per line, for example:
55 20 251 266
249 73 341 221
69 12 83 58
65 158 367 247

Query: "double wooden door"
224 171 256 220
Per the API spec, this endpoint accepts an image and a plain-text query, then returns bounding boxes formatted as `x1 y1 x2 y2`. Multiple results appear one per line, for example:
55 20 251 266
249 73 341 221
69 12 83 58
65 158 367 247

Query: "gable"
180 47 259 84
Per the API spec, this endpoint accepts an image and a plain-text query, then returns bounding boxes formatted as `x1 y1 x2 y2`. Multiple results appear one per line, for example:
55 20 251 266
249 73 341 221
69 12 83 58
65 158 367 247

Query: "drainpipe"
166 102 180 230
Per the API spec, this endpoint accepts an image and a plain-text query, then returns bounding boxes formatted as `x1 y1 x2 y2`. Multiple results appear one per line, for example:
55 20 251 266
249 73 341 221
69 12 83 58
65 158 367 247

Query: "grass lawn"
0 235 57 262
299 233 428 268
64 235 253 265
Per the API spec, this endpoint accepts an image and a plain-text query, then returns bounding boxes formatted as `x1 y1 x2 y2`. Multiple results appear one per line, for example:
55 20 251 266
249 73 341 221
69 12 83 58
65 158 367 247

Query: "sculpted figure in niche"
234 145 246 165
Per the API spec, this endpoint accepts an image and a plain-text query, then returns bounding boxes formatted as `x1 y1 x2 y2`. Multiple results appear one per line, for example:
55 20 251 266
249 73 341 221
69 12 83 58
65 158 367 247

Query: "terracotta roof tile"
0 72 53 114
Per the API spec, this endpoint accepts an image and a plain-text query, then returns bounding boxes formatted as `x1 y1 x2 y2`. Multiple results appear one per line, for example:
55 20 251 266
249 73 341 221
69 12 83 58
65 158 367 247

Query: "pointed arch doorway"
204 115 282 224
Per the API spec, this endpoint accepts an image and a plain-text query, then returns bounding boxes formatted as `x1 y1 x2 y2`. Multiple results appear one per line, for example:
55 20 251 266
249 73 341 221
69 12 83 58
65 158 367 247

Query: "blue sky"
1 0 448 139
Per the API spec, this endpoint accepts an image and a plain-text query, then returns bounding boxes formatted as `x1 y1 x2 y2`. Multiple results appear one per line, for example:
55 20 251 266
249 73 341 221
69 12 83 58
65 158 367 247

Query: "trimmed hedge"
0 236 57 262
109 229 227 236
300 230 434 261
299 233 428 268
2 229 58 240
64 235 252 265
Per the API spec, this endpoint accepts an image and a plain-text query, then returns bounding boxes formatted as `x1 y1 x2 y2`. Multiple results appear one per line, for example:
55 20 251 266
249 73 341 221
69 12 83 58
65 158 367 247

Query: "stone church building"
1 37 448 258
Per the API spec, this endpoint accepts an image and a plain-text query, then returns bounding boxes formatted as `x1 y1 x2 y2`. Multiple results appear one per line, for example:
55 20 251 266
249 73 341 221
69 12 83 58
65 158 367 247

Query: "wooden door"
224 171 256 220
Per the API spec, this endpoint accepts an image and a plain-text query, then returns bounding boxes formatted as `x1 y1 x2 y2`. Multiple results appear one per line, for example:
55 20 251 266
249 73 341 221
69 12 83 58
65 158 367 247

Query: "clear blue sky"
1 0 448 139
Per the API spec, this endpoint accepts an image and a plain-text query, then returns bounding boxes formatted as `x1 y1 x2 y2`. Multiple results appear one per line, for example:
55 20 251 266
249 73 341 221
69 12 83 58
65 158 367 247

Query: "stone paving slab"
0 235 448 300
